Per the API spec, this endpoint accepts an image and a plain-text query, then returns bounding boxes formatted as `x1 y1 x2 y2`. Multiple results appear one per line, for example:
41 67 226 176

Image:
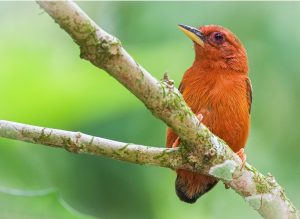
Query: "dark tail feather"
175 170 218 204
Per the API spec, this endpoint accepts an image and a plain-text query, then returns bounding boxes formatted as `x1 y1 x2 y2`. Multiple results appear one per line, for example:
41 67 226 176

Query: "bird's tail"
175 169 218 203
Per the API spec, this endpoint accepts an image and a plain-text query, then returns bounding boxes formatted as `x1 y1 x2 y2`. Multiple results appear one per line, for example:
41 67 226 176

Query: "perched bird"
166 24 252 203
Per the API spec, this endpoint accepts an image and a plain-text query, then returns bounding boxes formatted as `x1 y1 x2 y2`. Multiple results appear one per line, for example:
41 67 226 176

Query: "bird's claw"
196 113 203 122
172 137 180 148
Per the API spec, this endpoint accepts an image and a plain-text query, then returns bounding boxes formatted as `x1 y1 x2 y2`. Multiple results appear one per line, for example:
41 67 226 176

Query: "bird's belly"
193 96 249 152
182 74 250 152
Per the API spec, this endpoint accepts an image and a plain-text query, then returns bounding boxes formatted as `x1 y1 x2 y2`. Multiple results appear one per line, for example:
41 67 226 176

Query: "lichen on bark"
209 160 237 181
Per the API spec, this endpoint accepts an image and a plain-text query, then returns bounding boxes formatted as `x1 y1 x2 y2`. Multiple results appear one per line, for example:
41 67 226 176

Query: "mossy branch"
0 1 298 218
0 120 184 169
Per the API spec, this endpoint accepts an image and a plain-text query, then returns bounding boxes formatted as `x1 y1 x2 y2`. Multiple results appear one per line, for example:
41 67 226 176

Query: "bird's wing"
246 77 252 113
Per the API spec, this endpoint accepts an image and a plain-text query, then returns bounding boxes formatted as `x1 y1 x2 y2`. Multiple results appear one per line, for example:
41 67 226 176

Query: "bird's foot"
199 108 210 119
196 113 203 122
236 148 247 170
172 137 180 148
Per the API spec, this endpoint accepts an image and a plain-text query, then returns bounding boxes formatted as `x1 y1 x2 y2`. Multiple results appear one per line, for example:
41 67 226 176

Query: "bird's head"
179 24 248 73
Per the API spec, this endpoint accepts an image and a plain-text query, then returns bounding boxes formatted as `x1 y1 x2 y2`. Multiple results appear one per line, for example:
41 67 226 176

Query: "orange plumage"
166 24 252 203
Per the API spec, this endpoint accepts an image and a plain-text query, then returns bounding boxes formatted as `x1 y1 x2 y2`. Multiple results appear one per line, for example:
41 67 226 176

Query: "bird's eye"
211 32 225 44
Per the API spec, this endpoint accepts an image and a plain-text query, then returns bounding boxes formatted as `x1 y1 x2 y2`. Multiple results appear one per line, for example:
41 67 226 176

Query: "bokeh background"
0 2 299 219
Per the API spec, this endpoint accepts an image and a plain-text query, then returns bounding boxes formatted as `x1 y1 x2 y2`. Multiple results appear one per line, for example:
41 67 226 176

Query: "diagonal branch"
36 0 237 177
0 1 297 219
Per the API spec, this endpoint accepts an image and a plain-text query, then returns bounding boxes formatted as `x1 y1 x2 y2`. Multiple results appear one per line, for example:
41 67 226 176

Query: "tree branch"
0 120 183 169
0 1 297 218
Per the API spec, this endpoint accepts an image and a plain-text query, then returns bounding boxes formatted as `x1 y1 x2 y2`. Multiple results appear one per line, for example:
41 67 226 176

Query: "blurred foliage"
0 2 300 219
0 188 95 219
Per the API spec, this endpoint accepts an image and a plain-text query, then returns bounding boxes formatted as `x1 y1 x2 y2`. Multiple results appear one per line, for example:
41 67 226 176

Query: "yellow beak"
178 24 205 47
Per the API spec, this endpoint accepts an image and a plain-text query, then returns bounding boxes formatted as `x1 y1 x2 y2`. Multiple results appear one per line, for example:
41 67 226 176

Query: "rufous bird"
166 24 252 203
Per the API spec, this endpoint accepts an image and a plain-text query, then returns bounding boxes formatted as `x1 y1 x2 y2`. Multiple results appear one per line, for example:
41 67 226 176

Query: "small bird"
166 24 252 203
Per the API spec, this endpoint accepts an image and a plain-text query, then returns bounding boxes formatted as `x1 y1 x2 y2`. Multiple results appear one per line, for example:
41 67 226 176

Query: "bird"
166 24 252 204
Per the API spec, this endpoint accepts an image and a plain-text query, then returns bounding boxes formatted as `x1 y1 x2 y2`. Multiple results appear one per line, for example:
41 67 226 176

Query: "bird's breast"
182 73 250 152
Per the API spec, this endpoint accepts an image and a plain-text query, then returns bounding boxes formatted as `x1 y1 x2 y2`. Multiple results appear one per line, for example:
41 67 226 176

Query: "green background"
0 2 299 219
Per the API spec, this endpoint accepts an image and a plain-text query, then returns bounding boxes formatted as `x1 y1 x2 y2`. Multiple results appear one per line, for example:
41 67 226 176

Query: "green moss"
253 172 272 193
60 137 80 153
153 150 167 160
158 81 167 98
33 128 52 144
112 149 122 157
95 147 106 154
256 183 270 194
69 19 121 65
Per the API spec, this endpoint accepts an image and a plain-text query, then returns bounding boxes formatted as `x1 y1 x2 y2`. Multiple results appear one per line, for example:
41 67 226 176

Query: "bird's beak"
178 24 205 47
